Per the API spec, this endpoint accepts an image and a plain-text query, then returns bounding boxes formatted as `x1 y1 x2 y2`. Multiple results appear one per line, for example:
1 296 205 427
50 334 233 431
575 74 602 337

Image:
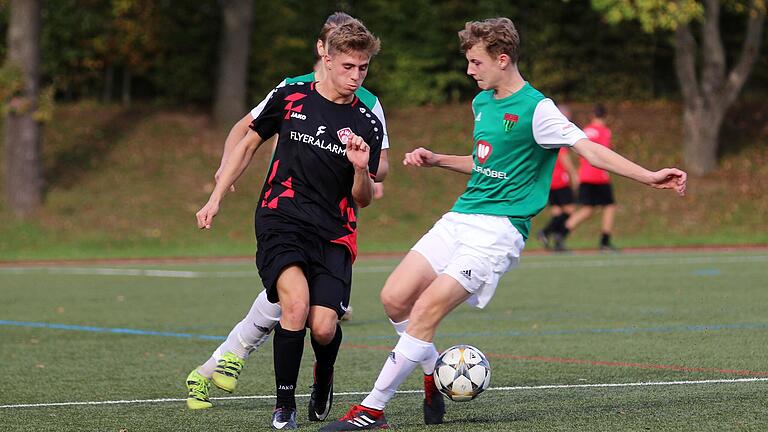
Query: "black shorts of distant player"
256 229 352 320
548 186 575 207
578 183 615 206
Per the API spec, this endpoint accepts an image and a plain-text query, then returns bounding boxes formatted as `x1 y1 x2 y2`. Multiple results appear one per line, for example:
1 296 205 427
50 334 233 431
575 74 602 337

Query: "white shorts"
411 212 525 308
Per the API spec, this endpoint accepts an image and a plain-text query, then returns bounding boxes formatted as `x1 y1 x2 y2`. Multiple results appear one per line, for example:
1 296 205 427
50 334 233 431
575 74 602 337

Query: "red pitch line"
342 343 768 376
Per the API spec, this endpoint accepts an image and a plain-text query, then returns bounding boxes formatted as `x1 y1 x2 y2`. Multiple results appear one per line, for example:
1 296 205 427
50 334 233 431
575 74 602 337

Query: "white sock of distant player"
389 318 438 375
361 332 436 410
198 290 281 377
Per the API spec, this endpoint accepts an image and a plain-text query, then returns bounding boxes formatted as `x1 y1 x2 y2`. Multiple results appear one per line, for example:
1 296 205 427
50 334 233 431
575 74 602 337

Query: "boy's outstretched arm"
572 139 687 196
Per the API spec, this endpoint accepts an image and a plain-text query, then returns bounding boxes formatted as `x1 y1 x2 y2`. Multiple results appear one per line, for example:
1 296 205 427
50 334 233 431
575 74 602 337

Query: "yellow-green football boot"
211 352 245 393
186 369 213 409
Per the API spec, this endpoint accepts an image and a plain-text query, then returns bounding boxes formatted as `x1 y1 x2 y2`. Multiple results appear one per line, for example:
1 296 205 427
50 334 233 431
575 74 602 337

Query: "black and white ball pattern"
434 344 491 401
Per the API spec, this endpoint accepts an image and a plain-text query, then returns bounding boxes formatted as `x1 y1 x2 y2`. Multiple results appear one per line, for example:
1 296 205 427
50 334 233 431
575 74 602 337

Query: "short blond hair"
326 21 381 58
318 12 357 43
459 18 520 63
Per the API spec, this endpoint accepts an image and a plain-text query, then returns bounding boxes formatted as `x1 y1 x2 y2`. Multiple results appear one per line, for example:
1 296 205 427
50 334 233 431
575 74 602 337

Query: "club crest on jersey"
283 92 307 120
476 140 493 164
337 127 353 145
503 113 518 132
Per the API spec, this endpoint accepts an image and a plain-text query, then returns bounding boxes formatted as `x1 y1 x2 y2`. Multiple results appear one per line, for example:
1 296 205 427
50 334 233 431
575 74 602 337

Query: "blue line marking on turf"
693 268 721 276
2 320 768 342
347 322 768 341
0 320 225 341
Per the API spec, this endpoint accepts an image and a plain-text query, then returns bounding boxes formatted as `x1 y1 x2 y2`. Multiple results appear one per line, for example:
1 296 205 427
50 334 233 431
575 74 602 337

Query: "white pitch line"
0 267 259 278
1 254 766 278
519 254 768 269
2 378 766 409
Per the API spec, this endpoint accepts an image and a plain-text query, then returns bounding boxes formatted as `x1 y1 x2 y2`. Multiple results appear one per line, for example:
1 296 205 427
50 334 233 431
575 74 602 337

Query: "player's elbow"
375 168 388 182
376 154 389 182
574 139 601 164
355 195 372 208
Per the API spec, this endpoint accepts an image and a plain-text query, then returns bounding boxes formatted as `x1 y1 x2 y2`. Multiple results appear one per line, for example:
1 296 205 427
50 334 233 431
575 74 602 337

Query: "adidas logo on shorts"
460 269 472 280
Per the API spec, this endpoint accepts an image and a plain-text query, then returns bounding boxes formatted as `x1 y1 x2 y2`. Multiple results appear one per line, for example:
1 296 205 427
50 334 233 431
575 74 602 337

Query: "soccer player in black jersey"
196 22 382 430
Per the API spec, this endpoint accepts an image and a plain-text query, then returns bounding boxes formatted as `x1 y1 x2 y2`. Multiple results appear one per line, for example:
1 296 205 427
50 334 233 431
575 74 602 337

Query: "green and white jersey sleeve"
450 83 586 240
353 87 390 150
532 98 587 148
249 72 389 150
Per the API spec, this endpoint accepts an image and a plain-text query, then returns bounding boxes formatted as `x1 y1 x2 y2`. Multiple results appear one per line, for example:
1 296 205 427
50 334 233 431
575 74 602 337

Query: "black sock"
601 232 612 246
542 217 557 235
311 324 342 387
273 323 306 409
555 213 570 234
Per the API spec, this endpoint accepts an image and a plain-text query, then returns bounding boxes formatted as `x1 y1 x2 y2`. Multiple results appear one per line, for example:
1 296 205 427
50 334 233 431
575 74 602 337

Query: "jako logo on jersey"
316 125 327 137
503 113 518 132
337 127 353 145
283 92 307 120
476 140 492 164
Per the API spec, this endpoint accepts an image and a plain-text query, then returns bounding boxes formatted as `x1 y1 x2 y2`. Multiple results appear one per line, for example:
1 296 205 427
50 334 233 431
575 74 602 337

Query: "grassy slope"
0 100 766 260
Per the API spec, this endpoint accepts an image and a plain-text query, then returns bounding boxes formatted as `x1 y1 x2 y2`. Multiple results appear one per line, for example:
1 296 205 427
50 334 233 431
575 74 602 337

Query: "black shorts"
578 183 615 206
548 187 575 206
255 229 352 319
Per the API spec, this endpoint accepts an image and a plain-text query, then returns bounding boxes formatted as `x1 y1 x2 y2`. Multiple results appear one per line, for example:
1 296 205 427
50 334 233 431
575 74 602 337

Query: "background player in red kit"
195 21 382 429
557 103 619 251
537 104 578 251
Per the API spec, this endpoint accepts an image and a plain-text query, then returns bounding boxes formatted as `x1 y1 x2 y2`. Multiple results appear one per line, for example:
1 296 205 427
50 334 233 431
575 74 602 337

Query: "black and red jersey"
249 81 383 260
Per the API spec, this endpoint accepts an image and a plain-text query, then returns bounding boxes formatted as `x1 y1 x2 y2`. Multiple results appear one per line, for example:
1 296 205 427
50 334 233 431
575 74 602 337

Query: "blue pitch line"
345 322 768 341
2 320 768 342
0 320 225 341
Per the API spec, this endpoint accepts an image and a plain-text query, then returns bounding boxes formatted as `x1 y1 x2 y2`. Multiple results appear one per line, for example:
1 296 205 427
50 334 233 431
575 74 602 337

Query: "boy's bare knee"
310 323 336 345
381 288 409 320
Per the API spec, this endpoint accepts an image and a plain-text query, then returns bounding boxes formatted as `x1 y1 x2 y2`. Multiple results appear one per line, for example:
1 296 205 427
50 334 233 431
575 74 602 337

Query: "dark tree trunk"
213 0 254 126
673 0 765 175
4 0 43 217
681 105 724 175
122 67 131 107
103 64 114 103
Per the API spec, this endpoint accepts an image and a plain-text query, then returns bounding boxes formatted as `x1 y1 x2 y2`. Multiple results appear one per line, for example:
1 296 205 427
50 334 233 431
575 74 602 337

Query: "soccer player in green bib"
321 17 687 431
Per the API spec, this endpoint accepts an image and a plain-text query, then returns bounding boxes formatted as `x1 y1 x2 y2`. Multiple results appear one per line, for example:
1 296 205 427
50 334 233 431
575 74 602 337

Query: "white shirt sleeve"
249 79 287 120
371 98 390 150
532 98 587 148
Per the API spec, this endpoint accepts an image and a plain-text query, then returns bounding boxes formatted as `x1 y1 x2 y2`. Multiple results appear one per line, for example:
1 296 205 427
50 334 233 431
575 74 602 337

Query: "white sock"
197 290 281 377
421 345 439 375
389 318 408 335
388 318 437 375
198 348 222 378
361 332 436 410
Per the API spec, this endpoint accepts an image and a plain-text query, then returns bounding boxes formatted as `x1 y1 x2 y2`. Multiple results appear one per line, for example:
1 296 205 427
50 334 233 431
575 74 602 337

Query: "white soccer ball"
434 344 491 402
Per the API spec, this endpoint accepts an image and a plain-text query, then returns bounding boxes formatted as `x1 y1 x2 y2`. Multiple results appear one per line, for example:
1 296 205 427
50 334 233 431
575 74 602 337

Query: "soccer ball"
434 344 491 402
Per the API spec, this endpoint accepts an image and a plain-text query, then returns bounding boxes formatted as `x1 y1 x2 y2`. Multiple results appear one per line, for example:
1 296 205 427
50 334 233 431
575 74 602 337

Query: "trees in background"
3 0 764 112
213 0 254 126
3 0 42 217
99 0 160 106
1 0 767 216
593 0 766 175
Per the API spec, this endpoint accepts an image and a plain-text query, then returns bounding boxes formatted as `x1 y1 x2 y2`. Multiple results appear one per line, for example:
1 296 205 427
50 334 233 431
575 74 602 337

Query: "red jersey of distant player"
550 148 571 190
578 122 612 184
